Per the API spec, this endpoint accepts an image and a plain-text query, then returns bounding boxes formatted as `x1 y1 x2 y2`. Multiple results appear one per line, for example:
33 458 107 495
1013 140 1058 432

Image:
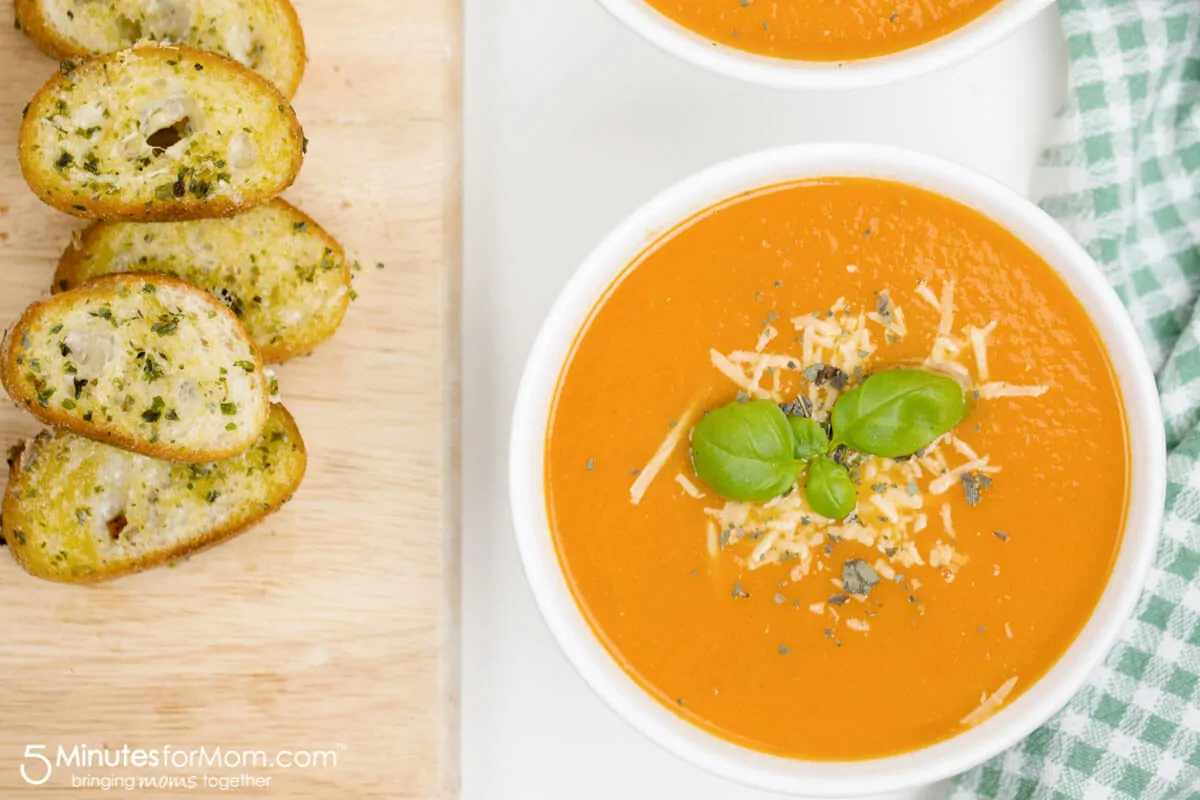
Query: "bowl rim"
593 0 1056 90
509 142 1166 796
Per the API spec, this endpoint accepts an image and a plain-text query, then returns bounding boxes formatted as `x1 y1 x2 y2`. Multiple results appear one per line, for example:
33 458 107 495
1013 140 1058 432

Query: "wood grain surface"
0 1 461 797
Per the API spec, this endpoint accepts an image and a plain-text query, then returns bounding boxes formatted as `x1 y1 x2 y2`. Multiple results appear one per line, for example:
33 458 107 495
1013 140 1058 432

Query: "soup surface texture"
644 0 1005 62
545 178 1128 760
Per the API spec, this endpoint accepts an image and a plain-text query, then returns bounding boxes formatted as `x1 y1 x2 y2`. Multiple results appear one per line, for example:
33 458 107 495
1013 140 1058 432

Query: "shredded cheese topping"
655 284 1052 599
968 321 998 381
977 382 1050 399
961 676 1019 726
710 350 775 400
675 473 705 499
629 404 701 505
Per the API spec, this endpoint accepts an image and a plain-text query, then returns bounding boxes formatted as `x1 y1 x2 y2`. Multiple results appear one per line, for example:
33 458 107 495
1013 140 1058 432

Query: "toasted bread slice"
54 199 351 362
1 274 269 462
18 45 305 221
2 404 306 583
14 0 306 98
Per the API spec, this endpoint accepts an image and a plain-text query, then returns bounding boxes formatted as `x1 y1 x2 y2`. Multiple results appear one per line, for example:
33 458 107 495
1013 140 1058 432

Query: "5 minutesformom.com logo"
19 743 342 787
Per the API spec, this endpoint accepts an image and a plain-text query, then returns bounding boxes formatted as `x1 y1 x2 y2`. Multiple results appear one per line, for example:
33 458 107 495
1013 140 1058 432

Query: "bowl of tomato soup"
510 144 1165 795
595 0 1053 89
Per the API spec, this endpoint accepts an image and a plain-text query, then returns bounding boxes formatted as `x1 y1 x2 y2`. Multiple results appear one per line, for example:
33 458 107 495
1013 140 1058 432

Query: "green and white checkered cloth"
952 1 1200 797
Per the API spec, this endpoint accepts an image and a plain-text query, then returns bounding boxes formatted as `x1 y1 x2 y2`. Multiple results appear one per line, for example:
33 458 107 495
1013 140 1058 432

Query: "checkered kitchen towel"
952 1 1200 798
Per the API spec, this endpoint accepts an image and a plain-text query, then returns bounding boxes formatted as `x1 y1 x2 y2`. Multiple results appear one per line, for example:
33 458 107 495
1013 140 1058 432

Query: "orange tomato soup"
645 0 1005 62
545 179 1128 760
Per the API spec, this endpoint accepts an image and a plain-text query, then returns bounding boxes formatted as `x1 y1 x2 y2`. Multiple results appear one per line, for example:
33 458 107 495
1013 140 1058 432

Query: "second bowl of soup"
511 144 1165 795
596 0 1055 89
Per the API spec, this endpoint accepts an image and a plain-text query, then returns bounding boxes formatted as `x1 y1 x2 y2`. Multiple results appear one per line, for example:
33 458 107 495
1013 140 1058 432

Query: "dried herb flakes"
842 559 881 597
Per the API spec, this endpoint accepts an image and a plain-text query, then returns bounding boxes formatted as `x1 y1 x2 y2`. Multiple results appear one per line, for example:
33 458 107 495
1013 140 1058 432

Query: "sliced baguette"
18 45 305 221
1 273 269 462
13 0 306 98
54 199 351 362
2 403 306 583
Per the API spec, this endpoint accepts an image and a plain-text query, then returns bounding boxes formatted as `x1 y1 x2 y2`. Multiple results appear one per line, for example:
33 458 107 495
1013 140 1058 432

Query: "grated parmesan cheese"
949 435 981 462
968 321 998 381
676 473 705 499
710 350 776 400
630 404 700 505
928 459 1001 495
756 325 778 352
869 303 908 339
938 281 957 336
961 676 1018 726
915 283 941 311
939 504 955 540
749 356 771 397
976 382 1050 400
929 540 956 568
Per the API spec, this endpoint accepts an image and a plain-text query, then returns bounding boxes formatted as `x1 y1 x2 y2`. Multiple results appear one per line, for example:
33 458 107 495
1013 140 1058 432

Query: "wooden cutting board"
0 2 460 797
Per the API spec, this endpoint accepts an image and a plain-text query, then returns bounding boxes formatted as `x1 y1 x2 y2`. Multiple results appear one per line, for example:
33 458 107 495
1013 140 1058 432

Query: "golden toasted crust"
54 199 351 363
2 404 306 583
1 273 269 462
13 0 306 98
12 0 64 56
18 45 305 221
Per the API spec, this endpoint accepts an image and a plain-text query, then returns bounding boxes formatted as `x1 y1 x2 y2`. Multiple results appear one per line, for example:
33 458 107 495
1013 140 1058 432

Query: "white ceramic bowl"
510 143 1166 796
595 0 1054 90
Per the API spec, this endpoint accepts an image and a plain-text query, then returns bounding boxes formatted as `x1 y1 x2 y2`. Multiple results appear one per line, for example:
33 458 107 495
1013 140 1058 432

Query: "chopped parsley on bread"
14 0 306 98
18 45 305 221
3 404 306 583
54 199 351 362
1 274 269 462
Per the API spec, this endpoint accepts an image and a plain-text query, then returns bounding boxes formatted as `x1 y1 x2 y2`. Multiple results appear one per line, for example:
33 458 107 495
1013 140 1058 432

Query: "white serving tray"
462 2 1069 796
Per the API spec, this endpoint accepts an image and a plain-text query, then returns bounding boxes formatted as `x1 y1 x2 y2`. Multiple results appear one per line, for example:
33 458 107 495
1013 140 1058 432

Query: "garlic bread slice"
18 45 305 221
55 199 351 362
1 274 269 462
3 404 306 583
14 0 306 98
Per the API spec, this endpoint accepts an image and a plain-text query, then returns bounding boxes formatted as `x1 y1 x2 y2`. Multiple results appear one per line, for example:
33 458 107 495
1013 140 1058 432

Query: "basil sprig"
804 457 856 520
691 400 803 502
689 367 966 518
691 399 848 515
830 368 965 458
788 416 829 460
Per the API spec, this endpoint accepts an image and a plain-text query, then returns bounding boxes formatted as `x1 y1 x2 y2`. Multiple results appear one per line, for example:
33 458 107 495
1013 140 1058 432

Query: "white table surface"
461 3 1069 797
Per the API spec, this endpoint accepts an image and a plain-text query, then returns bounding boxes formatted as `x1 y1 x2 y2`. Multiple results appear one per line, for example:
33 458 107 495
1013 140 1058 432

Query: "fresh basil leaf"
691 399 801 502
788 416 829 460
830 368 965 458
804 457 857 520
